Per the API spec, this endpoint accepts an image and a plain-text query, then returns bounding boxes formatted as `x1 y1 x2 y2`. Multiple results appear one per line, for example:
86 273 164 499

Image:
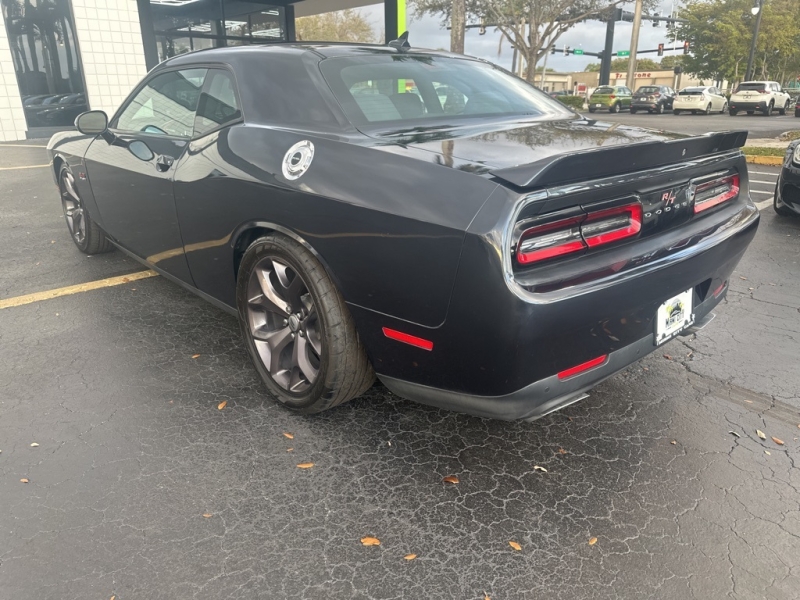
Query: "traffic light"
658 43 664 56
479 19 485 35
683 40 690 54
550 46 556 55
564 45 570 56
652 12 660 26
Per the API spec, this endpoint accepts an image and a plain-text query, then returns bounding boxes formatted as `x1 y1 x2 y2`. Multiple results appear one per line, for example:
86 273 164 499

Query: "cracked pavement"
1 146 799 599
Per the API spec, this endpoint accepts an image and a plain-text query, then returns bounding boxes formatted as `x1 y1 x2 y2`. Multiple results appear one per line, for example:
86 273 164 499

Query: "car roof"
160 42 465 68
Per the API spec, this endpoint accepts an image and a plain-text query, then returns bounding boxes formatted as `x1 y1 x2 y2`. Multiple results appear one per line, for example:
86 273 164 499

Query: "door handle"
156 154 174 172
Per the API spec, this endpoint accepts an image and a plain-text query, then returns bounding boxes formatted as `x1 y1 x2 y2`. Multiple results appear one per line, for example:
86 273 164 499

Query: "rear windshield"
593 87 615 95
320 54 569 131
679 88 705 95
637 86 660 93
735 83 767 92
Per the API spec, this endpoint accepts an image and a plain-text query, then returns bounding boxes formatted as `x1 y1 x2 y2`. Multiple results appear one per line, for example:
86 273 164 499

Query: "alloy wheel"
245 257 322 393
60 170 86 245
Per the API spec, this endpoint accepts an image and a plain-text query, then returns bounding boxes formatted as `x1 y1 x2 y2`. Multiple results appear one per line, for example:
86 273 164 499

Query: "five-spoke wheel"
58 165 113 254
237 235 374 413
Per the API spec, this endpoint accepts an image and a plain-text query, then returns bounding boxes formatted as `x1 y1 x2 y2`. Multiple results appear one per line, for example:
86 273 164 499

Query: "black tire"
795 109 800 118
721 102 728 114
673 109 681 115
704 103 712 115
747 111 754 115
691 110 697 115
588 107 596 113
58 165 113 254
774 184 795 217
609 102 620 114
729 109 738 116
764 102 773 116
630 108 637 114
778 101 789 116
236 234 374 414
655 103 664 114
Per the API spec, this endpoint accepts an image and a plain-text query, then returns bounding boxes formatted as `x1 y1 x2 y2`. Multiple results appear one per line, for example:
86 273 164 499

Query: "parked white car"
729 81 792 116
672 86 728 115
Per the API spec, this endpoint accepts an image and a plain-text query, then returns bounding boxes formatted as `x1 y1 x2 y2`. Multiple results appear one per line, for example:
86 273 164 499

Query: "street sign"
617 50 630 57
573 49 584 55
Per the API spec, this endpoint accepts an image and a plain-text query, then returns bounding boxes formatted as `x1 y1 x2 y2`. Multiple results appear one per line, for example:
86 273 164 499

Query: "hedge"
556 96 585 110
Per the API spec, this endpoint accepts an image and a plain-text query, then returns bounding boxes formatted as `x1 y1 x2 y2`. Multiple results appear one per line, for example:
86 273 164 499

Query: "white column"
71 0 148 118
0 14 28 142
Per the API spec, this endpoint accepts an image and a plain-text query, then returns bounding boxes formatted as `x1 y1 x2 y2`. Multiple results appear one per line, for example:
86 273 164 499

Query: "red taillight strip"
712 280 727 298
582 203 642 248
516 216 586 265
382 327 434 351
692 174 740 214
557 354 608 380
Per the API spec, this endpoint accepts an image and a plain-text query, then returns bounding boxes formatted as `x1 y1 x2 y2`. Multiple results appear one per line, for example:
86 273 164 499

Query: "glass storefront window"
149 0 286 63
2 0 88 128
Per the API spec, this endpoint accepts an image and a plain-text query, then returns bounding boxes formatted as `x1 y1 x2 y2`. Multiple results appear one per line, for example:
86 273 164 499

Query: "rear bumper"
379 298 722 421
730 100 767 111
632 101 662 110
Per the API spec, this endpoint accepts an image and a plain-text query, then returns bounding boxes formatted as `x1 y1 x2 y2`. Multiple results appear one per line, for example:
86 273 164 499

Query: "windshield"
319 54 570 131
637 86 660 94
679 88 705 95
735 83 767 93
593 87 615 95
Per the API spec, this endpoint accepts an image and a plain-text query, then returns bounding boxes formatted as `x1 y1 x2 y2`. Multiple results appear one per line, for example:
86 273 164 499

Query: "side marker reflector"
557 354 608 380
382 327 434 351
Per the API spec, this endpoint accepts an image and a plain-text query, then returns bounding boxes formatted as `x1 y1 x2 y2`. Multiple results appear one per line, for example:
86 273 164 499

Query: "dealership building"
0 0 404 141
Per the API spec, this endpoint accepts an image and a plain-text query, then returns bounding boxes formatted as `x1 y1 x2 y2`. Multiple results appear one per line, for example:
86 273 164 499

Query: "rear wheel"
778 100 789 116
704 103 712 115
673 109 681 115
655 103 664 114
588 107 596 113
721 102 728 114
747 110 755 115
58 165 113 254
609 102 620 114
729 109 738 116
630 108 638 114
236 234 374 414
764 102 773 116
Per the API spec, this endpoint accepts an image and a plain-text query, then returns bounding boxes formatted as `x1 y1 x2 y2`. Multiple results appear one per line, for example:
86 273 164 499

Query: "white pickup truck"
729 81 792 116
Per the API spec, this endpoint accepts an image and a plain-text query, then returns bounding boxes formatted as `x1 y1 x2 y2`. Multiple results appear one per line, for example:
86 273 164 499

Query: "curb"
745 155 784 166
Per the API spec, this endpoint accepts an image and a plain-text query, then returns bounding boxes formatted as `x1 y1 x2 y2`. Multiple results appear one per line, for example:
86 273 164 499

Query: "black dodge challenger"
774 141 800 217
47 41 759 421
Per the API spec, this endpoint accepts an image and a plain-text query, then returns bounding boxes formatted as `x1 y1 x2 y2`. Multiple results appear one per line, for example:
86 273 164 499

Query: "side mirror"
75 110 108 135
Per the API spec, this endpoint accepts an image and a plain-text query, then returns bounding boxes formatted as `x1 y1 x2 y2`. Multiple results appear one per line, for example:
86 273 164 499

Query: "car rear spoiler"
489 130 748 189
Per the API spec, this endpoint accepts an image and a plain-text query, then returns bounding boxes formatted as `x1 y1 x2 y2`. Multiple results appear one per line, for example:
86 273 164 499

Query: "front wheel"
236 234 375 414
58 165 113 254
609 102 620 114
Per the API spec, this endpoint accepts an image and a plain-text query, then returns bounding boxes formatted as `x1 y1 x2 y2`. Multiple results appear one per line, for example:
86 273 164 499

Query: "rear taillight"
581 203 642 247
691 173 740 214
609 94 616 99
654 92 661 97
516 202 642 265
758 89 767 94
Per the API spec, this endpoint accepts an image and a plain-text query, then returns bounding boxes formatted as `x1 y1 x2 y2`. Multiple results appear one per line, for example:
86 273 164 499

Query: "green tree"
675 0 800 84
295 9 377 43
411 0 658 83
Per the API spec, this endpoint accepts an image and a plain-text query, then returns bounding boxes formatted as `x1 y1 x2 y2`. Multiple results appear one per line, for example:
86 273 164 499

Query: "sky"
358 0 683 73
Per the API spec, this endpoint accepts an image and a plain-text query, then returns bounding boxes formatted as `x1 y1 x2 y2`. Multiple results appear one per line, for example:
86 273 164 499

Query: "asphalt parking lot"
1 141 800 600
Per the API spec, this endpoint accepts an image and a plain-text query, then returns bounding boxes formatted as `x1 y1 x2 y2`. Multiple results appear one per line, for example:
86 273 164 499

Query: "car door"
84 67 207 282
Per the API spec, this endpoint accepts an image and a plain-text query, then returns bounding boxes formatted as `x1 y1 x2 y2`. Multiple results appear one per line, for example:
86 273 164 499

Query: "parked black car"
47 40 759 421
630 85 676 114
774 141 800 216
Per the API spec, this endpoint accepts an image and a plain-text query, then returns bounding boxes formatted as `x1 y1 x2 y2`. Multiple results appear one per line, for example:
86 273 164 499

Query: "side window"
115 68 207 137
774 83 781 92
194 69 242 138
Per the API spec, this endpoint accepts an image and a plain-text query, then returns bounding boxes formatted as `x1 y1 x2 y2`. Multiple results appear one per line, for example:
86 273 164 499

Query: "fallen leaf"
283 432 294 439
484 594 491 600
404 553 417 561
20 478 29 483
509 541 522 551
360 536 380 546
202 513 212 518
588 537 598 546
765 450 771 456
663 354 672 360
30 442 39 447
729 431 740 438
757 429 766 440
287 448 293 452
771 437 784 446
111 596 116 600
443 475 459 484
670 440 677 445
745 400 753 404
558 448 567 455
739 276 747 280
217 400 227 410
533 465 548 473
191 354 200 359
297 462 314 469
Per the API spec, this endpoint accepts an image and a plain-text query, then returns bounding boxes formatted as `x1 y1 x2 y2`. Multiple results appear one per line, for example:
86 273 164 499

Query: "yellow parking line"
0 164 50 170
0 270 159 310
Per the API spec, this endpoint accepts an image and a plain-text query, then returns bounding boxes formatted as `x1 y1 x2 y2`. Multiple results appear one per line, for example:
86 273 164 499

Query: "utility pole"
745 0 764 81
626 0 644 89
450 0 465 54
540 46 550 89
600 9 616 86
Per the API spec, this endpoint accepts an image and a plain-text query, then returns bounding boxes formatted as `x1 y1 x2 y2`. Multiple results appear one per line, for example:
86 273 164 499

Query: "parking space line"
750 179 777 184
751 189 772 195
0 270 158 310
755 199 772 210
0 164 50 171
